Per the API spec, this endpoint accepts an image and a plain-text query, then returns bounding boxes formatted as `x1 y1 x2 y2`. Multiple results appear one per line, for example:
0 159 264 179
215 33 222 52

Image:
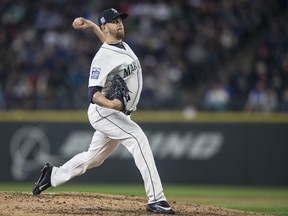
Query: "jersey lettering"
124 61 138 78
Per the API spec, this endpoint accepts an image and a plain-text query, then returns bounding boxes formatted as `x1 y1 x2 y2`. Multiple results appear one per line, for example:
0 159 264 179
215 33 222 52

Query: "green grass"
0 183 287 216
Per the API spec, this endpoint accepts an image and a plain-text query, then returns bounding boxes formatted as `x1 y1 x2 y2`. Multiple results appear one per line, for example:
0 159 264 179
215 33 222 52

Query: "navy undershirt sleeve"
88 86 103 103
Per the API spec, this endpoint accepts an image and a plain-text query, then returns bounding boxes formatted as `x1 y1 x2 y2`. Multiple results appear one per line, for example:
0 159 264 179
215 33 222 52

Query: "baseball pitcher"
32 8 175 215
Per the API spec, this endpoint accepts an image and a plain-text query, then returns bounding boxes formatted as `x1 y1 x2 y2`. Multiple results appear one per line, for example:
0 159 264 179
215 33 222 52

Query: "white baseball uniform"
50 42 167 203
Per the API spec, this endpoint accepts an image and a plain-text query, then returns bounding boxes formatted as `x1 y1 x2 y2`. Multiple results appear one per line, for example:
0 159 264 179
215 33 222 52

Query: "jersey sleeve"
88 53 114 87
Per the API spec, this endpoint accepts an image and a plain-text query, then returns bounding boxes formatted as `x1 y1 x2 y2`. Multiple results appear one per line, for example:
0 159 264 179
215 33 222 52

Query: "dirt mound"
0 192 268 216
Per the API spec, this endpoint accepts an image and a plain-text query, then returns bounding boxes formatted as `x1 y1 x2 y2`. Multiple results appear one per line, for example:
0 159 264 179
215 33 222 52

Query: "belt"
122 109 133 115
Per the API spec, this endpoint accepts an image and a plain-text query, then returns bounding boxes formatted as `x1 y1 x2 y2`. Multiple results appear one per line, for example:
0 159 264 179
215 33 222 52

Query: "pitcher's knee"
81 151 105 169
88 159 104 169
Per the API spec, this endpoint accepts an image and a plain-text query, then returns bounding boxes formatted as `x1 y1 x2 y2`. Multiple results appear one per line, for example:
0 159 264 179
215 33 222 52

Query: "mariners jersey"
88 42 143 111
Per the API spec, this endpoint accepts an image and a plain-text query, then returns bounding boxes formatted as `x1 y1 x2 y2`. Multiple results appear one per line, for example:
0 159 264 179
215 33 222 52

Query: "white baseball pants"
51 104 166 203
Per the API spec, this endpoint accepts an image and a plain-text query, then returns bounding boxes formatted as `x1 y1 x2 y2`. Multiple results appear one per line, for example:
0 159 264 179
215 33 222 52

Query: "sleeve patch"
91 67 101 79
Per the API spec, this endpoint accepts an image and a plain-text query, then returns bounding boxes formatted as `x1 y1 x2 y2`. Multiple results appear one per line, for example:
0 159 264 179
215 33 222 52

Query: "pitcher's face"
106 17 125 40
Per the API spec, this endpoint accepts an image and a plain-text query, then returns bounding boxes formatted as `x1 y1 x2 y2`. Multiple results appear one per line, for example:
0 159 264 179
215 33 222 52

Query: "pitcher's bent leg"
51 132 119 187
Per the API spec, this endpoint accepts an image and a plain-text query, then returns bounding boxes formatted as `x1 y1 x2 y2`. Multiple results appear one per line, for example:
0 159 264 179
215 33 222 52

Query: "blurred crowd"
1 0 288 112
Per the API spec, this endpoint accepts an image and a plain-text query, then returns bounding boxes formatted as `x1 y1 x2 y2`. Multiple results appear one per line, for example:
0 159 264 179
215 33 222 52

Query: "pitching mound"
0 192 267 216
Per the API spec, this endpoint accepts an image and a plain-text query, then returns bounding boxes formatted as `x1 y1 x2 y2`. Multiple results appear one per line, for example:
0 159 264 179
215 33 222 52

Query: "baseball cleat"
146 200 175 214
32 162 53 195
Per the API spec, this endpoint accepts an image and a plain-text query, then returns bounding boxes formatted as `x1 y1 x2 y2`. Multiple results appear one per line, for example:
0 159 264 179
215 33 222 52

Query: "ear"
100 24 105 31
101 24 109 34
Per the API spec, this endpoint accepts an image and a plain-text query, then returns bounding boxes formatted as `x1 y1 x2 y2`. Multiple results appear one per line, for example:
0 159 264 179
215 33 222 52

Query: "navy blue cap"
98 8 128 26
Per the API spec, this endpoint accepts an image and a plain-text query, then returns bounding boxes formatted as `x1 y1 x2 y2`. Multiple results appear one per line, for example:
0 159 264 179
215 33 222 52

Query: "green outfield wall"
0 111 287 185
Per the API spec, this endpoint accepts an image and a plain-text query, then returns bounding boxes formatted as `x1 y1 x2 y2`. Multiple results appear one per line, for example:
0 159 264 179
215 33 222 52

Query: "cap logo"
100 17 106 24
111 8 118 13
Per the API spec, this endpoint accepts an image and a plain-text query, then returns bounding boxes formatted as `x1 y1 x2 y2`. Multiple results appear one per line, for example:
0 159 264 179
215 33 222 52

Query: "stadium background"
1 0 288 111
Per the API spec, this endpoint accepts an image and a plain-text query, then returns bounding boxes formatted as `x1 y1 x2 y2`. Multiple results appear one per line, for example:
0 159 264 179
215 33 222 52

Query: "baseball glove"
105 75 131 111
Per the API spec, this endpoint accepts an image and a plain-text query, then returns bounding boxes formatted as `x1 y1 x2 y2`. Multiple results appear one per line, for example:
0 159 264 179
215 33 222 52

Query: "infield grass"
0 183 287 216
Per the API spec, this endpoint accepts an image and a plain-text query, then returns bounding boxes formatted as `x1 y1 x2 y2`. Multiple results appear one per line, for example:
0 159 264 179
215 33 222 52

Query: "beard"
115 29 125 40
107 26 125 40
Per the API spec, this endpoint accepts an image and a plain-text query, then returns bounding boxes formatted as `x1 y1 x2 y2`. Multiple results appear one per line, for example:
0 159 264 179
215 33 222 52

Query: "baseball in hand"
74 17 84 26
